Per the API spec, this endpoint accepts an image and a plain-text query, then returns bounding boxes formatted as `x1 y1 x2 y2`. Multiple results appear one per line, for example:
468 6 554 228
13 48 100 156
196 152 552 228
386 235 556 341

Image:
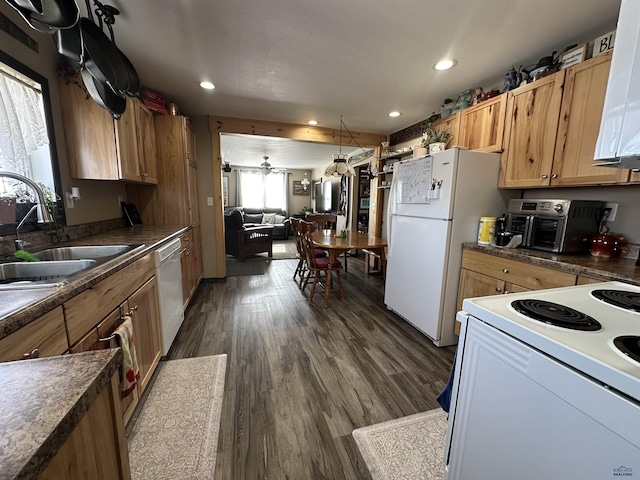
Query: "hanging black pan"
77 0 130 92
81 68 126 119
99 3 140 96
5 0 79 34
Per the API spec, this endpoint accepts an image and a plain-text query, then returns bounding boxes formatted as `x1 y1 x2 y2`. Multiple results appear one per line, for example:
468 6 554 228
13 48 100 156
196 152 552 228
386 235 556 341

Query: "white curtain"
238 170 287 210
0 71 49 177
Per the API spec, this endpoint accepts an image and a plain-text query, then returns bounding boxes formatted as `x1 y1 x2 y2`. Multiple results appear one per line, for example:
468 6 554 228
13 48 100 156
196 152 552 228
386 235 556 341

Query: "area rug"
272 239 297 259
352 408 447 480
226 260 266 277
127 355 227 480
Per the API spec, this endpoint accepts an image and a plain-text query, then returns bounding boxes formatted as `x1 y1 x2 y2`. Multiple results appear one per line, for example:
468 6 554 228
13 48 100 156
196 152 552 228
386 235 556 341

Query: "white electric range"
445 281 640 480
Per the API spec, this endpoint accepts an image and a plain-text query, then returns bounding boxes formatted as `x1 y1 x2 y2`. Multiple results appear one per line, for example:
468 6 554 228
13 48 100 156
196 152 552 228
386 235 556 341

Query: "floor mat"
127 355 227 480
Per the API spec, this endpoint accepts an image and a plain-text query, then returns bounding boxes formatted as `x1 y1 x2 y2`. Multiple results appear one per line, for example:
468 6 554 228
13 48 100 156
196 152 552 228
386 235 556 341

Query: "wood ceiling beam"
208 115 387 147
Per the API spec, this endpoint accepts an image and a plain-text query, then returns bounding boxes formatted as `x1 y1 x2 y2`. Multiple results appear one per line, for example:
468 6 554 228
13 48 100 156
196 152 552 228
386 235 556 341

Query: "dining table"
311 229 387 308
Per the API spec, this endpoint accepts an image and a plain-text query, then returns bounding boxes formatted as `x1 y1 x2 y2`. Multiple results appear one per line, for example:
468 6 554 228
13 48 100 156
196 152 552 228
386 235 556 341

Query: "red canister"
590 234 620 257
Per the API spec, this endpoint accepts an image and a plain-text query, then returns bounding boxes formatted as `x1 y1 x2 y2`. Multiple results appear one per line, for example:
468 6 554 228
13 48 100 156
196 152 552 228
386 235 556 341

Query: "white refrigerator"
384 148 511 347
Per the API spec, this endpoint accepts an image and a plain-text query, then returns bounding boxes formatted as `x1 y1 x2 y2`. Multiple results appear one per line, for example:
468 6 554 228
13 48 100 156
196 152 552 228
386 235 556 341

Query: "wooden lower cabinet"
40 374 130 480
0 307 68 362
577 275 607 285
455 250 578 334
180 228 201 307
64 257 161 424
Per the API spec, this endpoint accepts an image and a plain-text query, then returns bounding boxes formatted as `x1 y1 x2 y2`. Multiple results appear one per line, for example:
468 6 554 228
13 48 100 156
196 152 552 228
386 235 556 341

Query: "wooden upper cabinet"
136 100 158 184
458 94 507 152
500 70 565 188
59 77 157 184
59 77 119 180
631 171 640 183
186 122 196 165
432 113 460 148
552 52 629 186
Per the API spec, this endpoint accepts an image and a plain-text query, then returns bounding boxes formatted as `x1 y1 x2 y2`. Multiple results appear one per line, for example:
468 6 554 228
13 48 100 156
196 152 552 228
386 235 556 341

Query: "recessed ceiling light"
388 111 402 117
308 120 318 125
433 59 457 71
200 81 215 90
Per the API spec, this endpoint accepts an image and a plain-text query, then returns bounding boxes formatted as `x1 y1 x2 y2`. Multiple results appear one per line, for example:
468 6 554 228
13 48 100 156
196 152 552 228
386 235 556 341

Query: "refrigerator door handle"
386 173 398 243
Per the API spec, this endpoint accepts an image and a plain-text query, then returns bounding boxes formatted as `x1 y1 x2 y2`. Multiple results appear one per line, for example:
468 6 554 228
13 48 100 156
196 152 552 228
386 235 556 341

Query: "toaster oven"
505 199 604 253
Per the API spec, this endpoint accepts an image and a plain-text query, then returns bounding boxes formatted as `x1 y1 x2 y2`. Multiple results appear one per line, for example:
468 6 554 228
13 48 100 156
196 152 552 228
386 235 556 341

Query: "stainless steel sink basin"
0 244 144 290
0 260 97 289
33 244 140 261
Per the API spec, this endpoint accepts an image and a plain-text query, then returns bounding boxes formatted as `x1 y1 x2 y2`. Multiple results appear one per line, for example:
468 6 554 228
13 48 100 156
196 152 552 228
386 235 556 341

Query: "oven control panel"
508 199 572 216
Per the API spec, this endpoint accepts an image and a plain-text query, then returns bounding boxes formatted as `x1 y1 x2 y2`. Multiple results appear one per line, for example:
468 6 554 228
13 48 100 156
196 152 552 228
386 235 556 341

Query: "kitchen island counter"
463 243 640 286
0 225 187 340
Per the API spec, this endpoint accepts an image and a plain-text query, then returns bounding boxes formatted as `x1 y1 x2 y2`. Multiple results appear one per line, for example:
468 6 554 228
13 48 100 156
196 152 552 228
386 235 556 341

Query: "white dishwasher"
154 238 184 355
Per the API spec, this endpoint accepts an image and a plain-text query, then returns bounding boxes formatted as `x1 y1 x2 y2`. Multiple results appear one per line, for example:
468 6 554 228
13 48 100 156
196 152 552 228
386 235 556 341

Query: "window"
0 50 63 232
238 170 287 210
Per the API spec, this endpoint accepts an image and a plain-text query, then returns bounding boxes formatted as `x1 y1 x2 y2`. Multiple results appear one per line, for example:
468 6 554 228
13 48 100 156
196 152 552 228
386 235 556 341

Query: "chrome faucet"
0 171 55 250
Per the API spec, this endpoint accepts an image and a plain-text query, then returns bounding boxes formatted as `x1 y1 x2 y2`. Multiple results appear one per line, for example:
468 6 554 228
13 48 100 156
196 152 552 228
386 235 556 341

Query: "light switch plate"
207 197 214 206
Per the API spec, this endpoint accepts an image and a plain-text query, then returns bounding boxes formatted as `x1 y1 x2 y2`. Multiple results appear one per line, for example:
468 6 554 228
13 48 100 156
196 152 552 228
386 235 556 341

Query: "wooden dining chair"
292 218 326 289
300 229 344 305
305 213 348 272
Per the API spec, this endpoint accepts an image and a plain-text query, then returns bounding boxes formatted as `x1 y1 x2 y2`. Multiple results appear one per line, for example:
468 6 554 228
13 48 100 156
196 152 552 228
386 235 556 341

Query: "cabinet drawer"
461 250 576 290
181 228 193 246
0 306 68 362
64 255 153 345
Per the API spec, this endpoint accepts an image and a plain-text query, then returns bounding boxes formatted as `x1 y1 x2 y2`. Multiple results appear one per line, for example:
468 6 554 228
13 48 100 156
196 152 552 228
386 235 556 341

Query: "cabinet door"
0 306 68 362
432 113 460 148
552 53 630 186
459 94 507 152
500 71 565 188
187 163 199 225
99 307 139 423
136 100 158 184
181 242 195 306
115 99 142 182
128 277 162 393
631 171 640 183
186 121 196 164
58 77 119 180
193 223 203 283
457 269 505 312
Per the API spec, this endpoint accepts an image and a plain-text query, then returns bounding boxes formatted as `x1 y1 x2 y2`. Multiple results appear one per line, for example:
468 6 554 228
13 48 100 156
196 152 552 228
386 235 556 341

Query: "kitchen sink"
0 260 97 289
33 244 141 261
0 244 144 290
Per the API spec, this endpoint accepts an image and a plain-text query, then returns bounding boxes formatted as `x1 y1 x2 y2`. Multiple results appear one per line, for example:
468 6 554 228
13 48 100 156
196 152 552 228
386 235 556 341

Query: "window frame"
0 49 65 236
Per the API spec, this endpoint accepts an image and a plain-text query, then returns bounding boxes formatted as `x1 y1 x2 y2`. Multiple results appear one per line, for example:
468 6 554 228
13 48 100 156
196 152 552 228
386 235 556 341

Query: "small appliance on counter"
505 199 604 253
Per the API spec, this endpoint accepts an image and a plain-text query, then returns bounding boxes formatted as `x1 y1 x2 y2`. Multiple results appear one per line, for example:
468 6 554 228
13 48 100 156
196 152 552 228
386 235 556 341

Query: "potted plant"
0 193 16 225
413 129 430 158
427 128 452 153
38 183 69 244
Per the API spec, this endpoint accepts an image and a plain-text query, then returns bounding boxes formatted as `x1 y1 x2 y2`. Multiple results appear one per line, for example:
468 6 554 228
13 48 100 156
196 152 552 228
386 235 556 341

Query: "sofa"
224 207 290 240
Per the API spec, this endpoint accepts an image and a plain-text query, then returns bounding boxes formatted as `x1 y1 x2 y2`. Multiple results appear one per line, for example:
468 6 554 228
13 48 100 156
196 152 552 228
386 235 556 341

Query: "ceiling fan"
259 156 286 175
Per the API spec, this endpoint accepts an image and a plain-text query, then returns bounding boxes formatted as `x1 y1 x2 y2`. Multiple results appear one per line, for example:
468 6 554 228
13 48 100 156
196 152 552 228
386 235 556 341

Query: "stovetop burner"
613 336 640 364
511 299 602 331
591 289 640 313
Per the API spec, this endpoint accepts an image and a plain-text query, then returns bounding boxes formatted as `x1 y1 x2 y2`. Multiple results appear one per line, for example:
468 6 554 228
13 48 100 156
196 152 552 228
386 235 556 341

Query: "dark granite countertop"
0 225 187 340
463 243 640 286
1 349 122 480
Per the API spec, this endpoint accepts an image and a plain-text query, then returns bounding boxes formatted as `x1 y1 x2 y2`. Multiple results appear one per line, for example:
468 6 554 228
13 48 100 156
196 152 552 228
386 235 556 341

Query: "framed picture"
360 197 370 209
293 180 308 195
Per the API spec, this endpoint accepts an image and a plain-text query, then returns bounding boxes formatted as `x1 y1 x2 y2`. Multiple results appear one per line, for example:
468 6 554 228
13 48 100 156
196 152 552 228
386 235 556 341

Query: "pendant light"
325 115 356 177
301 172 310 191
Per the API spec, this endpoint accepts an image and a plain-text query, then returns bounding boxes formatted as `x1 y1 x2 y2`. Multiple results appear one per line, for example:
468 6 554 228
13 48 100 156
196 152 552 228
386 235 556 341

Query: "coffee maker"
494 215 513 246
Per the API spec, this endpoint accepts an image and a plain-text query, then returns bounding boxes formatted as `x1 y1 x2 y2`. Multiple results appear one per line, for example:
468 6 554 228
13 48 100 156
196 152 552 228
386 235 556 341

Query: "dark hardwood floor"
168 254 456 480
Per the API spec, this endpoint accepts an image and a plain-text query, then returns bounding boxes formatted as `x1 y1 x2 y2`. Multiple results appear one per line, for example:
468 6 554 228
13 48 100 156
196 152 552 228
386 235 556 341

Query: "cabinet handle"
504 290 510 294
551 173 558 179
23 348 40 359
495 287 502 293
502 268 509 273
541 174 548 179
129 305 139 317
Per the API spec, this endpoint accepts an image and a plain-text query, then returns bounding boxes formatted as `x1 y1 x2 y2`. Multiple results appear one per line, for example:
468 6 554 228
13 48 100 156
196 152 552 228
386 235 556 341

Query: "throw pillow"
245 213 263 224
273 214 286 224
262 213 276 224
